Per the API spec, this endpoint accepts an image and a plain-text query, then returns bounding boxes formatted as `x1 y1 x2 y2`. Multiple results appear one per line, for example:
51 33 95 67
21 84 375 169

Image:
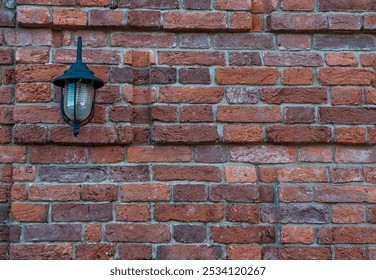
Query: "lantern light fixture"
53 36 104 136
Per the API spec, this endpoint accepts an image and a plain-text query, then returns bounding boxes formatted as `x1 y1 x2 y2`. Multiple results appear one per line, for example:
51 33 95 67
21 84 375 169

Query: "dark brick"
150 67 176 84
215 34 274 49
52 203 112 222
179 68 210 84
110 67 132 83
173 184 207 202
261 205 329 223
24 224 81 242
315 35 375 50
229 52 262 66
179 33 210 49
39 167 107 182
173 225 207 243
110 165 150 182
157 245 222 260
195 145 227 163
210 184 260 202
184 0 211 9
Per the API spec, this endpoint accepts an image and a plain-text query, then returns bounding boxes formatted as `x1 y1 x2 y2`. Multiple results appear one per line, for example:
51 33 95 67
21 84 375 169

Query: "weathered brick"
277 166 328 182
319 68 374 85
116 204 150 222
10 244 73 260
315 35 375 50
128 10 160 29
122 184 170 202
106 223 170 242
211 225 272 244
329 14 361 31
227 205 259 223
119 244 152 260
262 205 329 223
17 6 50 26
284 107 315 124
85 224 101 242
271 13 327 31
320 107 376 124
30 146 87 164
335 127 365 145
0 10 15 27
15 64 67 82
336 246 367 260
154 125 218 143
53 9 87 27
229 52 262 66
24 224 81 242
173 224 206 243
16 84 51 102
316 186 376 203
128 146 191 162
224 166 257 183
332 205 365 223
29 184 80 201
82 185 118 202
227 245 262 260
110 33 176 48
155 204 224 222
317 226 376 244
300 146 332 163
184 0 211 10
50 126 116 145
0 49 14 65
152 105 177 122
215 34 274 49
210 185 260 202
282 0 313 10
76 244 115 260
319 0 376 11
279 186 313 202
12 166 37 182
179 33 210 49
218 106 280 122
39 166 108 183
88 9 124 27
179 68 210 84
158 51 225 66
14 124 48 144
110 166 150 182
331 87 362 105
224 125 263 143
282 68 314 85
266 247 332 260
216 68 278 85
364 14 376 30
11 203 48 222
230 145 296 164
180 105 213 122
173 184 207 202
160 86 223 103
0 146 26 163
264 53 323 66
157 245 222 260
278 34 311 50
164 12 227 31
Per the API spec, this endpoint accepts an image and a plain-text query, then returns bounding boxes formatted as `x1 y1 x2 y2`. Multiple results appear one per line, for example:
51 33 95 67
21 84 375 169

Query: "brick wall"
1 0 376 260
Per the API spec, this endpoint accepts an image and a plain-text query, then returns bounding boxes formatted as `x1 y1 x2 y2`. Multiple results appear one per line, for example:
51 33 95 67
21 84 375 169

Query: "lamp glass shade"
63 79 94 121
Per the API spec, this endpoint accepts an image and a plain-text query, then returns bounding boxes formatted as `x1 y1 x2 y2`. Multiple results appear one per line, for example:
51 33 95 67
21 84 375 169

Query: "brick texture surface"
1 0 376 260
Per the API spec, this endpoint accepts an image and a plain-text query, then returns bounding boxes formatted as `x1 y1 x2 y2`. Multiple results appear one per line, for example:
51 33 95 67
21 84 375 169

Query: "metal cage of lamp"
53 36 104 136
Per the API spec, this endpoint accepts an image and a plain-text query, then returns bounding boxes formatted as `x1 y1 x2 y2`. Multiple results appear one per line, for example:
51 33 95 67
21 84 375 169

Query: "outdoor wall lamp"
53 36 104 136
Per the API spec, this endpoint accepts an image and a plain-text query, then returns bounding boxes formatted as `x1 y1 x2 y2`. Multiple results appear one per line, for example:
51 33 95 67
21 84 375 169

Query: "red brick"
53 9 87 27
30 146 87 164
78 0 109 6
277 166 328 182
50 126 116 144
331 87 362 105
159 86 223 103
364 14 376 30
332 205 365 223
319 0 376 11
0 107 14 124
155 204 224 222
271 13 327 31
369 127 376 144
284 107 315 124
0 186 10 203
0 146 26 163
278 34 311 50
17 6 50 26
11 184 27 202
128 10 161 29
230 145 296 164
124 50 155 67
12 105 58 124
227 246 261 260
360 53 376 69
82 185 118 202
335 127 365 145
106 223 170 242
216 0 251 10
335 246 367 260
317 226 376 244
180 105 213 122
157 245 222 260
17 0 75 4
0 10 15 27
262 88 327 104
282 68 314 85
216 68 278 85
0 49 13 65
315 186 376 203
110 33 176 48
120 244 152 260
88 9 124 27
330 166 363 183
319 68 374 86
152 105 177 122
52 203 112 222
211 225 271 244
267 126 331 144
91 146 125 163
0 87 14 104
251 0 278 13
128 146 191 162
122 184 170 202
227 204 259 223
273 247 332 260
281 226 314 244
153 125 218 144
164 12 227 31
224 125 262 143
173 184 207 202
12 166 36 182
16 64 67 82
76 244 115 260
158 51 225 66
329 14 361 31
218 106 280 123
11 203 48 222
10 244 73 260
231 12 253 31
0 127 11 144
259 167 277 183
14 124 48 144
326 53 358 67
281 0 313 10
279 186 313 202
85 224 101 242
154 165 221 182
73 31 107 48
365 88 376 104
16 84 50 103
116 204 151 222
224 166 257 183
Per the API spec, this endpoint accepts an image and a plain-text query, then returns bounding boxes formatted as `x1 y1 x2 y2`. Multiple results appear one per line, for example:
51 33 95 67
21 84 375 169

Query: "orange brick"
225 166 257 183
282 68 314 85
